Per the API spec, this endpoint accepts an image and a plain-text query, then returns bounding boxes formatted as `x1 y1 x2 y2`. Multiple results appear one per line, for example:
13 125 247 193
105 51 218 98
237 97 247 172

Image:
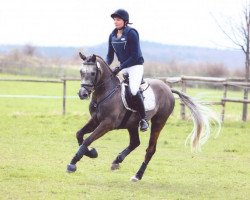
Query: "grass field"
0 74 249 199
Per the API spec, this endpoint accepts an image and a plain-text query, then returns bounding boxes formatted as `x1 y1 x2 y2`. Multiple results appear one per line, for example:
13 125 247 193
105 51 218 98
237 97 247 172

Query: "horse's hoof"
66 164 77 173
111 163 120 171
130 175 140 182
85 148 98 158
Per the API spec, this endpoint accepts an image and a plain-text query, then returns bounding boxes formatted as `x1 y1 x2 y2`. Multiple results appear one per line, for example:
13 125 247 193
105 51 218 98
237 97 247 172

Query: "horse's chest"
89 101 98 114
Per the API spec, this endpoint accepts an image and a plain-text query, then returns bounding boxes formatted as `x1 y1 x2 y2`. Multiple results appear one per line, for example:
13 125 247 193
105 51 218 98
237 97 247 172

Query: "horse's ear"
91 54 96 62
79 52 86 60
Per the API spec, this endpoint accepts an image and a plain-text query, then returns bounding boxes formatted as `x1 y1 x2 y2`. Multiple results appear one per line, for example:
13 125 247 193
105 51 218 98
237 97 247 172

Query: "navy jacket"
106 26 144 69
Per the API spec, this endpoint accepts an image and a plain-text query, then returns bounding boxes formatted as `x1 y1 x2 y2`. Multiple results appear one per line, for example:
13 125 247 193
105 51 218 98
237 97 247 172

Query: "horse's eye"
91 72 95 76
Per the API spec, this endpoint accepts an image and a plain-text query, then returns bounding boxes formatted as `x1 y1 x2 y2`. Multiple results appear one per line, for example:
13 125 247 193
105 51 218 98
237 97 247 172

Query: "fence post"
242 87 249 121
63 79 66 115
180 78 186 120
221 83 228 122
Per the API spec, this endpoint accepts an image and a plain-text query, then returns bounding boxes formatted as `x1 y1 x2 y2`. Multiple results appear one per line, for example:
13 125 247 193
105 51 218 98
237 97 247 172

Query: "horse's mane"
95 55 113 73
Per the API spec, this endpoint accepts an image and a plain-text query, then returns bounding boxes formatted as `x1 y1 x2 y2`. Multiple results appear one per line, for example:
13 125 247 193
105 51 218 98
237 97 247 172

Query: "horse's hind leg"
131 116 167 182
111 127 140 170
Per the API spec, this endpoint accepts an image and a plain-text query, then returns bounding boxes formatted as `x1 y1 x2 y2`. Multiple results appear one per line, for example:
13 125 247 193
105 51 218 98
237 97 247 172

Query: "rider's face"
113 17 124 30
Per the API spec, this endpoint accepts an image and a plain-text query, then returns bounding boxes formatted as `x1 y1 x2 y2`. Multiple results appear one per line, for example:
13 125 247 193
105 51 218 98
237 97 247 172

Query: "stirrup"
140 119 148 132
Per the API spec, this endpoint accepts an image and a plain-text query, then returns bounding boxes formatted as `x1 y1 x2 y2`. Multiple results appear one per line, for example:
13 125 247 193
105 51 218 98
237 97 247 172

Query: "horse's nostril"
83 93 88 97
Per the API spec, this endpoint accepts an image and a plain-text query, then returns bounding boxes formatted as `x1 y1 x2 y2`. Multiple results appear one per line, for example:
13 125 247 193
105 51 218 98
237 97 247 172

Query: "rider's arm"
106 34 114 65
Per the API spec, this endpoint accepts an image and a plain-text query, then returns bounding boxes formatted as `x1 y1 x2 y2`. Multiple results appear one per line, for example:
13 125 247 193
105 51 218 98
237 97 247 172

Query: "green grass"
0 74 250 199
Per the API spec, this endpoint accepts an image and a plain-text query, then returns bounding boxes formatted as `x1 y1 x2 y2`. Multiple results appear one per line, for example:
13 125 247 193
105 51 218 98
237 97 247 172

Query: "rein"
94 74 114 91
82 58 120 109
91 84 120 111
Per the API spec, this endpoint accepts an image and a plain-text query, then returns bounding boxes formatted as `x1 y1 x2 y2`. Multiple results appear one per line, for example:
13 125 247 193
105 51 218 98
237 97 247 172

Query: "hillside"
87 42 244 69
0 42 244 69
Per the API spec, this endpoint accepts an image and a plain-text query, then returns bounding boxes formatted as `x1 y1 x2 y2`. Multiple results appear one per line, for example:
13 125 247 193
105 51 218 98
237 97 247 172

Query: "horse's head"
78 52 101 100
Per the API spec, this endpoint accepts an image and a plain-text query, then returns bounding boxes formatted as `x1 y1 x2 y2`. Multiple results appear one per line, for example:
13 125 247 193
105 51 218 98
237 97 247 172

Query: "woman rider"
106 9 149 132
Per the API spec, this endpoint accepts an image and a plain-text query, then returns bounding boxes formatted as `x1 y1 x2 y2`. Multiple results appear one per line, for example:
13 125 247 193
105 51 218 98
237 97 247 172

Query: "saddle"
121 74 156 112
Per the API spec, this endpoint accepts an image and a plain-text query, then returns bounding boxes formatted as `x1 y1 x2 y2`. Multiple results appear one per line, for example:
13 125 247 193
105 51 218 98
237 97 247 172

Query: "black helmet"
111 9 131 23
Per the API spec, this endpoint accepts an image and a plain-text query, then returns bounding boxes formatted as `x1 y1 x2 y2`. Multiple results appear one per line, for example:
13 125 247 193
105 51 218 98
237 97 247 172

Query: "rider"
106 9 149 132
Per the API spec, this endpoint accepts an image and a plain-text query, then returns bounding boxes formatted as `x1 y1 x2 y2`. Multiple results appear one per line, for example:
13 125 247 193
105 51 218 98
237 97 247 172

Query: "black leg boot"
133 92 149 132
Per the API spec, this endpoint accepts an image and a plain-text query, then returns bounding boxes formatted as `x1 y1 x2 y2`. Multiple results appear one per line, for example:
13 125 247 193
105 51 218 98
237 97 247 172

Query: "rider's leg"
126 65 149 131
132 91 148 131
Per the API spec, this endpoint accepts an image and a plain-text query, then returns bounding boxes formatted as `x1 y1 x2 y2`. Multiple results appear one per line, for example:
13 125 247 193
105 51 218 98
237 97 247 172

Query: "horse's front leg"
111 127 140 170
67 120 112 173
76 117 98 146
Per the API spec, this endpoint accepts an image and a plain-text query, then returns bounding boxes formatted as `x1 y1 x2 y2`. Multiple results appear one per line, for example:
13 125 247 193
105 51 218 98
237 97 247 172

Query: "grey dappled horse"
66 53 220 181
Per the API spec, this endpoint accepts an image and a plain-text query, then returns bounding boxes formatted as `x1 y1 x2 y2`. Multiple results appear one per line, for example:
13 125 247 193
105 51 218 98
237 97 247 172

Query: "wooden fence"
0 76 249 121
158 75 250 122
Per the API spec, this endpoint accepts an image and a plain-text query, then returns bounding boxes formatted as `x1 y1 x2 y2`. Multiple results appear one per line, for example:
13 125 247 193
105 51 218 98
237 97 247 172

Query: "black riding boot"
133 92 149 132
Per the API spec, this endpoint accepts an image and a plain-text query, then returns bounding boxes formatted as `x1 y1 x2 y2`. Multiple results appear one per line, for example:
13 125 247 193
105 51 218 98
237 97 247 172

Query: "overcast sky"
0 0 247 48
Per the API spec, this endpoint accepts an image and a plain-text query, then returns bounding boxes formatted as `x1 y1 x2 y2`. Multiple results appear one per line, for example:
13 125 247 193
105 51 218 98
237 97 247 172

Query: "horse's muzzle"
78 88 90 100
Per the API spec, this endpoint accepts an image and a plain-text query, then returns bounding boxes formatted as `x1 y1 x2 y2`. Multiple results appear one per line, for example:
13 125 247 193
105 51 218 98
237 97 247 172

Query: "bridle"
80 61 100 94
80 60 115 95
79 55 121 111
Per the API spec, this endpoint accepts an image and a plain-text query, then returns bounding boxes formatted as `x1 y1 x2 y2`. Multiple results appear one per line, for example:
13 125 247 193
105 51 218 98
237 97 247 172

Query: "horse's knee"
134 140 141 148
130 140 140 151
76 130 84 145
76 130 82 139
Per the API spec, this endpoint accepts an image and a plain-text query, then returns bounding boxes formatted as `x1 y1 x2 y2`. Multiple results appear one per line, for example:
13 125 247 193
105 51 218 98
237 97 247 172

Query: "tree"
22 44 37 57
212 1 250 121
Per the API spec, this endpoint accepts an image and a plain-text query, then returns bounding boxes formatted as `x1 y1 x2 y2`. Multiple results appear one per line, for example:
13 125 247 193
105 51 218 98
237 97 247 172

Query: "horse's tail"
171 89 221 152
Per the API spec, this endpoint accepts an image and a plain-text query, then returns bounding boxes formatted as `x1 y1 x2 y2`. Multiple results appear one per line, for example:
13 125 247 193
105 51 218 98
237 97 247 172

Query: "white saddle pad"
121 82 156 112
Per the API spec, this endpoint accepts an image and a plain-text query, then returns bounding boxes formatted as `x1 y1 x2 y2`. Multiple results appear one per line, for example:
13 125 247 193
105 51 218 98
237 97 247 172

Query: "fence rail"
0 76 249 121
0 78 63 83
157 76 249 121
222 98 250 103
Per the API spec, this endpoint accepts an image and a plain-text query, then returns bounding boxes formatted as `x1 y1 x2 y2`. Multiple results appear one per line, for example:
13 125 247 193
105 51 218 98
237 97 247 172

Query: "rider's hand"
112 66 121 75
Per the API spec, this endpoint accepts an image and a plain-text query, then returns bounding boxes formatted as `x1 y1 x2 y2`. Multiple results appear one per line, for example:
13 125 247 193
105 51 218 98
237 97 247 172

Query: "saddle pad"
121 82 156 112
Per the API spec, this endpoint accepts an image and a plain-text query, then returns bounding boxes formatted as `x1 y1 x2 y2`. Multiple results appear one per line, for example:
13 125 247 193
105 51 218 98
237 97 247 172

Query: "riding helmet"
111 9 132 24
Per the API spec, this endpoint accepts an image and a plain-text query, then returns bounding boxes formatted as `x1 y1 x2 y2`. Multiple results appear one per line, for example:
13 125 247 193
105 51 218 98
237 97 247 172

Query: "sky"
0 0 247 49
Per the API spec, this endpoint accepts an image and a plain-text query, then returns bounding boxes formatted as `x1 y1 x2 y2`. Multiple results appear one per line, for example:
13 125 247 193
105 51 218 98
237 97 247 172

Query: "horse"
66 53 221 182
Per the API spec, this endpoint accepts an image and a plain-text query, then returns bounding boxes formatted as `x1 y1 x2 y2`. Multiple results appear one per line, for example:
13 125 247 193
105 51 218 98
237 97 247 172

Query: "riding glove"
112 66 121 75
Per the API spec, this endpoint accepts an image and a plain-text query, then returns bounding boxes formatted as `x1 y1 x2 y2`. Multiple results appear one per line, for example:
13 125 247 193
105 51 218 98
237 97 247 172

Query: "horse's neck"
101 68 119 90
94 58 120 99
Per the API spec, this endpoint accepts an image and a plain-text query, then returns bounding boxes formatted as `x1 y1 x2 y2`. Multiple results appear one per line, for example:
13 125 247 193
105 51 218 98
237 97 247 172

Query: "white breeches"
120 65 144 96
